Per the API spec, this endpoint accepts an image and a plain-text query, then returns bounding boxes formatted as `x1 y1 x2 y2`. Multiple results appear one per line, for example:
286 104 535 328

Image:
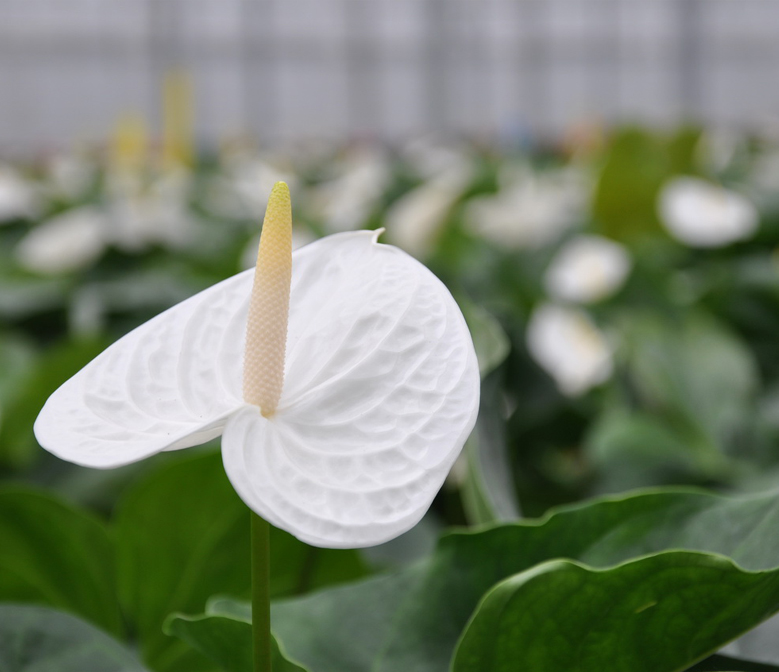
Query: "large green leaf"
114 450 253 672
452 552 779 672
115 450 368 672
0 604 148 672
164 597 308 672
0 488 121 636
268 488 779 672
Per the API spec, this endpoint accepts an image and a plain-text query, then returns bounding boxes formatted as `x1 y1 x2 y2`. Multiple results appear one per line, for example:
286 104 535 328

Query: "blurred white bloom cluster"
15 164 195 275
465 165 589 250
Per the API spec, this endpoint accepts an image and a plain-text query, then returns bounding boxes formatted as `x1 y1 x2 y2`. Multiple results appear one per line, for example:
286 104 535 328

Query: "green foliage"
266 488 779 672
165 598 308 672
453 553 779 672
0 604 148 672
0 337 109 468
0 488 121 636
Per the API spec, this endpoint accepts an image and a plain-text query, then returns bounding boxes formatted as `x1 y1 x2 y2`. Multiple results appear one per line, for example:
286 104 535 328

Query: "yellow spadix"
243 182 292 417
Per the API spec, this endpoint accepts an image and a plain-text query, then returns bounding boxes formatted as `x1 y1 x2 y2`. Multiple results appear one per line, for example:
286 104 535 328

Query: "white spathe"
16 206 107 275
34 230 480 548
0 166 37 223
313 147 391 233
527 303 613 396
544 234 631 304
106 169 193 251
658 177 758 248
465 166 589 250
385 159 472 259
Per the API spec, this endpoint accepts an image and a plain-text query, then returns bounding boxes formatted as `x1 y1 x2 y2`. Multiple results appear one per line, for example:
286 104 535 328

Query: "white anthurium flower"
526 303 613 397
106 169 193 251
401 137 472 181
658 177 758 248
16 206 107 275
35 183 480 549
385 160 472 259
544 234 631 304
45 151 96 200
313 147 391 233
0 166 37 223
465 166 589 250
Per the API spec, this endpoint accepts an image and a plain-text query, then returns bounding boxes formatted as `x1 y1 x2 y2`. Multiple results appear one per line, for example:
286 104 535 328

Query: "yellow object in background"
111 113 147 173
162 69 194 169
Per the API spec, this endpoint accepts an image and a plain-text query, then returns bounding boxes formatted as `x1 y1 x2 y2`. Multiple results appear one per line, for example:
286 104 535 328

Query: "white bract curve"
35 230 480 548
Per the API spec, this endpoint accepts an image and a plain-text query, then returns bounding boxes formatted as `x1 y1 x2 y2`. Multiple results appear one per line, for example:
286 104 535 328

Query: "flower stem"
251 512 272 672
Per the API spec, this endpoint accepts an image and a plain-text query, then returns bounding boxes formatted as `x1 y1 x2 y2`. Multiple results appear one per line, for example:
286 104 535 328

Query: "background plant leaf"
0 604 148 672
268 488 779 672
0 488 121 636
165 597 309 672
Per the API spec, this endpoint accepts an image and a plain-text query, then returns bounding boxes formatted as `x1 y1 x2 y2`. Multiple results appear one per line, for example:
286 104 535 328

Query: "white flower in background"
106 169 193 251
45 152 96 200
544 235 631 304
527 303 613 396
209 154 297 221
16 206 106 275
35 184 480 548
385 159 472 259
0 166 37 223
658 177 758 248
401 137 472 181
465 166 589 250
313 147 390 233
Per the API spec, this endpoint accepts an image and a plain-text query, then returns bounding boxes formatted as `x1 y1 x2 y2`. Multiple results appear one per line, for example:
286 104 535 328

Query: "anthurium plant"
4 125 779 671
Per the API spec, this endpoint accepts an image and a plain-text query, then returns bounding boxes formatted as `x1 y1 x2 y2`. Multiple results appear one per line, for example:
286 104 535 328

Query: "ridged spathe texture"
34 229 480 548
243 181 292 416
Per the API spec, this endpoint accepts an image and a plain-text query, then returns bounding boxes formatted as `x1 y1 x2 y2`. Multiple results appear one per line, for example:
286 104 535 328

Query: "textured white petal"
223 231 480 547
544 234 631 304
34 270 253 467
658 177 758 248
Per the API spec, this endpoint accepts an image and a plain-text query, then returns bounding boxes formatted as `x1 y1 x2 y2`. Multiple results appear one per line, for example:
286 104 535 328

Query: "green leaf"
0 336 109 469
619 312 758 474
591 128 669 242
164 598 309 672
0 604 148 672
115 450 252 672
452 552 779 672
460 373 520 525
115 450 368 672
460 301 510 378
270 488 779 672
0 488 121 636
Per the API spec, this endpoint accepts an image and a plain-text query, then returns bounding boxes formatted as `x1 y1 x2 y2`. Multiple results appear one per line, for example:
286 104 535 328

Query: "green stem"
251 512 272 672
